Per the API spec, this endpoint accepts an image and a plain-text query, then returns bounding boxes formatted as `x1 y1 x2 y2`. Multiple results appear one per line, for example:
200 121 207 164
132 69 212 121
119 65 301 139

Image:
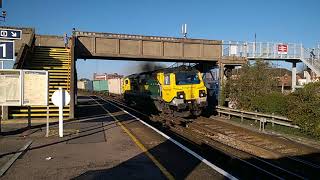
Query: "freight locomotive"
122 65 207 117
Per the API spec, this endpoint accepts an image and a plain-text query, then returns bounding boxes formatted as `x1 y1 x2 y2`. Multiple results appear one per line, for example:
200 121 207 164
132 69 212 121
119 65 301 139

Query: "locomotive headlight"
177 91 185 99
199 90 206 97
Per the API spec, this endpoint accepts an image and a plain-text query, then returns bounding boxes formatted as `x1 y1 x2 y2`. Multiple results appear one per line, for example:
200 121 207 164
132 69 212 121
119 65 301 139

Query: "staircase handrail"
301 47 320 74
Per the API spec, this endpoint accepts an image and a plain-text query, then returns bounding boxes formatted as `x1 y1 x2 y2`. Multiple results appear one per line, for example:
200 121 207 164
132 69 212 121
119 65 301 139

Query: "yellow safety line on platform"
91 97 175 180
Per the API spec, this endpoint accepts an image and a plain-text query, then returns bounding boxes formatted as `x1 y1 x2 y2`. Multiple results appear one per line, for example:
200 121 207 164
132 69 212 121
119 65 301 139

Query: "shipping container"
77 80 93 91
86 81 93 91
108 78 123 94
77 81 86 90
93 80 109 91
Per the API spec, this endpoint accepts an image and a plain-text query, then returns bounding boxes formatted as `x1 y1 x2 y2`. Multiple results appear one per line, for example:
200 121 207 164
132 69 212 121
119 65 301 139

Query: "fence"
216 106 300 131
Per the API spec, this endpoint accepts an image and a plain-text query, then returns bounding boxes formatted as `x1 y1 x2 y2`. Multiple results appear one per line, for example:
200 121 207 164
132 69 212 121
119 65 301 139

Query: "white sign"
0 70 21 106
51 89 70 107
23 71 49 106
0 69 48 106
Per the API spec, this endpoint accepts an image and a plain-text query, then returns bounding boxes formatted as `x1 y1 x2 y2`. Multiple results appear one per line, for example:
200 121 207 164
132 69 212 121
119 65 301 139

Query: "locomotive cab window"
164 74 170 85
175 71 200 85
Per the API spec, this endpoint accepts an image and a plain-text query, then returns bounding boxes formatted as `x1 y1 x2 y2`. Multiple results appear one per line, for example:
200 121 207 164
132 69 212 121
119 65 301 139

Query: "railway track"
188 120 320 179
87 93 320 179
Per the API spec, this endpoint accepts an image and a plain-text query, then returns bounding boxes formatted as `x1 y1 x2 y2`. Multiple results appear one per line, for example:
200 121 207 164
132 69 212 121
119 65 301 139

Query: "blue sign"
0 40 14 61
0 29 22 39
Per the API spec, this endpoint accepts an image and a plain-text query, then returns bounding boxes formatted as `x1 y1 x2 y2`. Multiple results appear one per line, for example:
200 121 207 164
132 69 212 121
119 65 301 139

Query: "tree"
288 82 320 137
226 60 278 110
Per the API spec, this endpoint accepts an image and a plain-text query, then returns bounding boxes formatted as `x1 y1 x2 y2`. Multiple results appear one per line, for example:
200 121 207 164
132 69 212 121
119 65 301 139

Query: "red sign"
278 44 288 54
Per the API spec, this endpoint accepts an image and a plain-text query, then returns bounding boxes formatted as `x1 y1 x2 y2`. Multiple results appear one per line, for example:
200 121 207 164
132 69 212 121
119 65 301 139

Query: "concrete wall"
35 35 65 47
75 31 222 62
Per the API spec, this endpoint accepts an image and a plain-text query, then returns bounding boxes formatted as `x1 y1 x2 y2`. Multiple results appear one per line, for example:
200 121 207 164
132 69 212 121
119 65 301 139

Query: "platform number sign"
0 40 14 61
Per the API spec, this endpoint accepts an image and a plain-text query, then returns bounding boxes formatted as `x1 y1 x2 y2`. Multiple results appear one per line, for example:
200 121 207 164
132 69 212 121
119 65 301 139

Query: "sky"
3 0 320 79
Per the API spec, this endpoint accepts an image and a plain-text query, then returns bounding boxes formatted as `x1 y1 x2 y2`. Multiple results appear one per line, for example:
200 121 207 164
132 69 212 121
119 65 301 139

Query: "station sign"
0 29 22 39
278 44 288 55
0 40 14 61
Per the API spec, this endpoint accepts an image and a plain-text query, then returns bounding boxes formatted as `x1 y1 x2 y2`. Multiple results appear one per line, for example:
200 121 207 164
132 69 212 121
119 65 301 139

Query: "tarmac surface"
0 96 227 179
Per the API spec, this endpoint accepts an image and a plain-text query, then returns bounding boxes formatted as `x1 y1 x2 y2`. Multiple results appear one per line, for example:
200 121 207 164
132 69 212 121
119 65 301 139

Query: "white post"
59 87 64 137
292 62 297 92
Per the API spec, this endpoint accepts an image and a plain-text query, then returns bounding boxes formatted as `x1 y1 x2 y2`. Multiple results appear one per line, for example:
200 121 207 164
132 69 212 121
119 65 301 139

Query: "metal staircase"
301 48 320 75
9 47 71 118
222 41 320 76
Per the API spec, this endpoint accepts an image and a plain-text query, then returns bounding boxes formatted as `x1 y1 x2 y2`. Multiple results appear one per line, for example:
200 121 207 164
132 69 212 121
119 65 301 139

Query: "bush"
288 82 320 137
251 92 289 116
227 61 278 110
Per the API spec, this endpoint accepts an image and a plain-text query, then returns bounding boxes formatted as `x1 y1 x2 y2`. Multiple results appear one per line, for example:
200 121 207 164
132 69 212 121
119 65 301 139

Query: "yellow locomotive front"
157 67 207 117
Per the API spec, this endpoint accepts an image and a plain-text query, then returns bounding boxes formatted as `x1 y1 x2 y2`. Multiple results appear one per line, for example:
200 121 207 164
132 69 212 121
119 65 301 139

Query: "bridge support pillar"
69 37 76 119
291 62 297 92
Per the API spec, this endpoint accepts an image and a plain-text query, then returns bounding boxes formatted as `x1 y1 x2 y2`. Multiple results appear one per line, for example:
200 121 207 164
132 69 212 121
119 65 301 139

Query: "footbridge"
222 41 320 91
3 26 319 120
222 41 320 75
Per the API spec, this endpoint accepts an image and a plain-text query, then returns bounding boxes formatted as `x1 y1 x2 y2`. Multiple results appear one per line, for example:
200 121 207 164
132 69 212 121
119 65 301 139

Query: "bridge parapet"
35 35 65 47
222 41 306 60
74 31 223 62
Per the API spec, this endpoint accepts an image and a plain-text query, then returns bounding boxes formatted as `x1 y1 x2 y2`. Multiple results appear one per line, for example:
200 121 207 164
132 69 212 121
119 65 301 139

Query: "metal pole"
59 87 64 137
292 62 297 92
27 106 31 129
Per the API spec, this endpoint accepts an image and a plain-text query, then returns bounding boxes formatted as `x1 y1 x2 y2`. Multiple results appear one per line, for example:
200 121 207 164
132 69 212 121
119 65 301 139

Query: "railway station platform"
0 96 229 179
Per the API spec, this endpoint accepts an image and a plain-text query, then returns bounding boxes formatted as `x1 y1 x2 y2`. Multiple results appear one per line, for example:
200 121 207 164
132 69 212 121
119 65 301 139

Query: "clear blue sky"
4 0 320 79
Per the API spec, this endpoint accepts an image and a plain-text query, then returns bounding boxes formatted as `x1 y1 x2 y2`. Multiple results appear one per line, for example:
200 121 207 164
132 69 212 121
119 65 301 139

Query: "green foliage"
225 60 320 137
251 92 289 116
287 82 320 137
227 61 278 110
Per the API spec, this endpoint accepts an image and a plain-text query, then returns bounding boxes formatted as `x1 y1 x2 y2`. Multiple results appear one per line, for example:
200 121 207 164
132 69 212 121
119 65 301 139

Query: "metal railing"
216 106 300 131
222 41 320 76
222 41 305 59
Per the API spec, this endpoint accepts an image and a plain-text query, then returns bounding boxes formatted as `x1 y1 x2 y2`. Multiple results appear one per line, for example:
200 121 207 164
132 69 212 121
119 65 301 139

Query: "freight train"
122 65 207 117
